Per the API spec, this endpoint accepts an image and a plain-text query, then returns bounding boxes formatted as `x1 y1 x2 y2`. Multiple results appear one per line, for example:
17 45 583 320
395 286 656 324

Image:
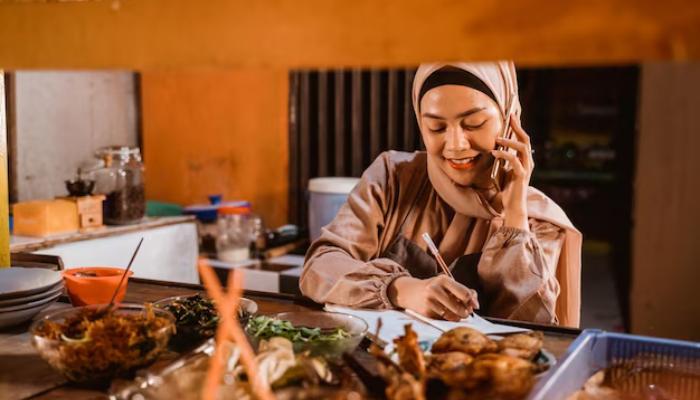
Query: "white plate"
0 281 64 307
0 291 63 313
0 295 61 329
0 268 63 300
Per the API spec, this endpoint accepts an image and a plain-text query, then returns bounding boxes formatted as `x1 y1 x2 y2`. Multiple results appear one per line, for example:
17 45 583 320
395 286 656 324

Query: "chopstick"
422 232 454 279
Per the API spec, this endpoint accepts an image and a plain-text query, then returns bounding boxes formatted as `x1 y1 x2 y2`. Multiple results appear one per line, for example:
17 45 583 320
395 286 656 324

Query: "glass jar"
216 206 252 262
91 146 146 225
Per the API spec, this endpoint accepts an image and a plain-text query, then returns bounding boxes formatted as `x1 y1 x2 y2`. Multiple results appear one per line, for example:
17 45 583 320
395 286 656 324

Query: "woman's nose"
445 126 471 152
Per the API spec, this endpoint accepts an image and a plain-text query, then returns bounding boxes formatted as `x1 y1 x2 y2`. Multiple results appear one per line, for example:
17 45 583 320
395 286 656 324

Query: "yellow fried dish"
34 304 173 381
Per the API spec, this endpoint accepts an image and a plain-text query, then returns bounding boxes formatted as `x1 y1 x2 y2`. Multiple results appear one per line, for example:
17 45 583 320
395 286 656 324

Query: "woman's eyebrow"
422 107 486 120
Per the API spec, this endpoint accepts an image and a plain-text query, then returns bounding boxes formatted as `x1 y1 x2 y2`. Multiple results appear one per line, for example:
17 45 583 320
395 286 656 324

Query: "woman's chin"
444 168 477 187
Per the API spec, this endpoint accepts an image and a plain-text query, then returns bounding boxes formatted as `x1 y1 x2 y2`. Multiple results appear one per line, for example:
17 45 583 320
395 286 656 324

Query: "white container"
308 177 360 242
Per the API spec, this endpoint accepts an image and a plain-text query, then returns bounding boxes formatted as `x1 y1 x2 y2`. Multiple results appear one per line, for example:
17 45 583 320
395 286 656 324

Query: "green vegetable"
247 316 351 343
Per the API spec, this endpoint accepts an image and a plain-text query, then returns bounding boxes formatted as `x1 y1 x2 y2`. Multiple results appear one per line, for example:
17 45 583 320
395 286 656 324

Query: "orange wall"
141 70 289 228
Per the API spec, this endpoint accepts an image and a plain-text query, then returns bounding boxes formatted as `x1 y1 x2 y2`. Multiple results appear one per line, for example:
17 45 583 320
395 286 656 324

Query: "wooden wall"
140 70 289 228
0 0 699 69
632 62 700 341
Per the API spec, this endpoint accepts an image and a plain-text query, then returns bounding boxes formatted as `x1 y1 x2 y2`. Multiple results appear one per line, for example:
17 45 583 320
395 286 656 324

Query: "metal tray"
527 329 700 400
109 338 238 400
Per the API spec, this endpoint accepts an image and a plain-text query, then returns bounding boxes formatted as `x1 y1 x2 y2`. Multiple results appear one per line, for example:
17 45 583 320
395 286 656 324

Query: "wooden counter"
0 278 580 400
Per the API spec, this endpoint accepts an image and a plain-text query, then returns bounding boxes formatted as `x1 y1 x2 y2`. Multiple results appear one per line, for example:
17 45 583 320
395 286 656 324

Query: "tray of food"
527 329 700 400
367 324 554 399
109 335 355 400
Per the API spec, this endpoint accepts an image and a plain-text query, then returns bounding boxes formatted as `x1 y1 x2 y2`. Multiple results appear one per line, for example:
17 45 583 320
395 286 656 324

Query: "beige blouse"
300 151 565 325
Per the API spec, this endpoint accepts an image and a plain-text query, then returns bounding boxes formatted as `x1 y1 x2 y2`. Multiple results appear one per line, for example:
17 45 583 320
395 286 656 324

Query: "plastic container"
527 329 700 400
307 177 360 242
216 206 252 262
61 267 133 306
183 199 249 254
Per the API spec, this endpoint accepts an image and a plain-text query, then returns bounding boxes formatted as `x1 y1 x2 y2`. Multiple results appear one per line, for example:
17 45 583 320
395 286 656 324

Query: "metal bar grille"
288 68 420 226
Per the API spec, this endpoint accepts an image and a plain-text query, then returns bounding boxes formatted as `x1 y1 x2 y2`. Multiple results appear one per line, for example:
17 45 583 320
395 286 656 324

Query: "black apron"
380 176 486 302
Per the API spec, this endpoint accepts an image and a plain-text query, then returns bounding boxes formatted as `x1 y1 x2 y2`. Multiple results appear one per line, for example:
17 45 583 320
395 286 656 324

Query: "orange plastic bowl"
60 267 134 306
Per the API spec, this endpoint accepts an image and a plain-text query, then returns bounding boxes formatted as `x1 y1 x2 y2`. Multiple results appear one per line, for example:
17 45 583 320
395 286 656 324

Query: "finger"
496 137 532 171
510 114 531 146
427 298 463 322
492 149 525 176
439 277 480 310
428 281 471 319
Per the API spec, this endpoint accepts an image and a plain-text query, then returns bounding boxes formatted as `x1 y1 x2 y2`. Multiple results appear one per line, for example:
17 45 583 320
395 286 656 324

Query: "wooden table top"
0 278 581 400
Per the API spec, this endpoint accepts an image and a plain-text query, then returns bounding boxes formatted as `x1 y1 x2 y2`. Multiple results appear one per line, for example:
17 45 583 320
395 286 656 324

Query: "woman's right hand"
387 275 480 321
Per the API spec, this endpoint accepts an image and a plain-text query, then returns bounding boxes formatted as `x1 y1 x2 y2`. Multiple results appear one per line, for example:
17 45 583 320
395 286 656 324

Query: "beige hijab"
412 62 582 327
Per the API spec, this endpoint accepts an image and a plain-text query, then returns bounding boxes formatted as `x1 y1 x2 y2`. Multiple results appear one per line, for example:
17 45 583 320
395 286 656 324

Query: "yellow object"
0 73 8 267
13 200 79 237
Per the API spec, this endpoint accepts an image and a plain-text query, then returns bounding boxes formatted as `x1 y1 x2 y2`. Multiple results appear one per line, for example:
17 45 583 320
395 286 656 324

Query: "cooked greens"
247 316 351 343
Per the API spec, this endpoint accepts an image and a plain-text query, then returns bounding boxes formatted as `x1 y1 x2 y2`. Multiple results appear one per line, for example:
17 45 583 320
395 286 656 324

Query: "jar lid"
308 177 360 194
219 206 251 216
95 146 141 158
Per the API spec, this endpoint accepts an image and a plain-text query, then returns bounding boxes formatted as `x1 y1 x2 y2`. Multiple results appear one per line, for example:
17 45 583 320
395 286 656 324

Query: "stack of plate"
0 267 64 329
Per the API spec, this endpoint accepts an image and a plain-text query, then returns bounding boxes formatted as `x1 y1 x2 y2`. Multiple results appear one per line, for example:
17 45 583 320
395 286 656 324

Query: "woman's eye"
462 120 487 130
428 126 446 134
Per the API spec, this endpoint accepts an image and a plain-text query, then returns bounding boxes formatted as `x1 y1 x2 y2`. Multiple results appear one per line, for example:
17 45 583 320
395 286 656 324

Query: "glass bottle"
91 146 146 225
216 206 252 262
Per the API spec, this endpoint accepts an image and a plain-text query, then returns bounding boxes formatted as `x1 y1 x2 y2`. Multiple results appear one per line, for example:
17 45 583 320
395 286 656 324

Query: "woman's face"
419 85 504 187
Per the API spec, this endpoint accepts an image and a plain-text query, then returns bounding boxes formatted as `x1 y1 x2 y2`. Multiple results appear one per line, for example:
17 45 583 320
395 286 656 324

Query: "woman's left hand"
491 114 534 230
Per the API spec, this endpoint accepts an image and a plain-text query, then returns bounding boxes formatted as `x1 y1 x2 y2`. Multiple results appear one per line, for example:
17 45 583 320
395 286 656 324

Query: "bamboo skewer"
199 259 275 400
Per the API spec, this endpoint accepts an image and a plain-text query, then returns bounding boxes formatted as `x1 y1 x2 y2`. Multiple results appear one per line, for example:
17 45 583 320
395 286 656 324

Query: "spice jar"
216 206 252 262
91 146 146 225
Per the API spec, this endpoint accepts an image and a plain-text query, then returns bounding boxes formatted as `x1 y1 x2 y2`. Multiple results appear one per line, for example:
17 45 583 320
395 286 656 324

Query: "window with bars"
288 69 423 226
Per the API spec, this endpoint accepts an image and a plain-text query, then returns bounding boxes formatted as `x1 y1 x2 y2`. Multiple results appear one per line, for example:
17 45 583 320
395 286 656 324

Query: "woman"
300 62 582 327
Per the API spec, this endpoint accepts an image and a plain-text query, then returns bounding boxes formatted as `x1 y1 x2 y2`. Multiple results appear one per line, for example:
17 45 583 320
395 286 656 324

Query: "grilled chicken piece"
461 353 536 398
431 327 498 356
498 331 544 360
385 372 426 400
427 351 474 374
394 325 426 376
426 351 474 387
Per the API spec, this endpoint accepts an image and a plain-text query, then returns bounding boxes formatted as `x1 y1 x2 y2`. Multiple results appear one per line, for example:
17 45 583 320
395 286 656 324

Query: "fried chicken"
431 327 498 356
461 353 536 398
394 324 427 376
498 331 544 360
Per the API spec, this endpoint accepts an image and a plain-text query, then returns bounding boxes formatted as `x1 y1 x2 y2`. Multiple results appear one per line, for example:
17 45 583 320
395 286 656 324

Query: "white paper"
405 309 530 335
324 305 442 346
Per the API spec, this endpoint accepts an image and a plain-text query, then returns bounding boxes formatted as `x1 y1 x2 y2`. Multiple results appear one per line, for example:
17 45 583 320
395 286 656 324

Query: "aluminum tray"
527 329 700 400
109 338 237 400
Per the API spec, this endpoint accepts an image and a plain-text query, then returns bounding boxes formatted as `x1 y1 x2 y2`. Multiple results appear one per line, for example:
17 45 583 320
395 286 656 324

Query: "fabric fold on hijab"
413 62 582 327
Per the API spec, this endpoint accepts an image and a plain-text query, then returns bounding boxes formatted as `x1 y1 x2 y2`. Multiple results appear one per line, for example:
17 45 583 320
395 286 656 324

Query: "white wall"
14 71 138 201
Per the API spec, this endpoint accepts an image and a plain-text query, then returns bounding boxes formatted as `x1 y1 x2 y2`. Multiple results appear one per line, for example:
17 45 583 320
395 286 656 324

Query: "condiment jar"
216 206 252 262
91 146 146 225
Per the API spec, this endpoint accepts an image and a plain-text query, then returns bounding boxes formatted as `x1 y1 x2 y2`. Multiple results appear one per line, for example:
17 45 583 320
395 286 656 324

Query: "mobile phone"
490 93 519 191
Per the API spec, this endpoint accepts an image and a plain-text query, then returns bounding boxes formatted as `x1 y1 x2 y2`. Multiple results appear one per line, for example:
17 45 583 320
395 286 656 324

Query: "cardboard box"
13 199 79 237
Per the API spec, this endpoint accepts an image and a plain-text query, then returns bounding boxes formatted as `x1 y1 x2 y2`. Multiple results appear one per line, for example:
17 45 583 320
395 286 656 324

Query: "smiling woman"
300 62 583 327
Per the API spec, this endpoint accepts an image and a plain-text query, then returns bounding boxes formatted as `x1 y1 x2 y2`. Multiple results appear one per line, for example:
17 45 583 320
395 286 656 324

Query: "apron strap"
397 172 430 237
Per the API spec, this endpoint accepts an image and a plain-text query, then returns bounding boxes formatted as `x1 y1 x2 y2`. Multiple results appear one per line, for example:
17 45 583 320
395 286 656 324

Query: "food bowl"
30 303 174 382
154 293 258 351
245 311 368 358
61 267 133 306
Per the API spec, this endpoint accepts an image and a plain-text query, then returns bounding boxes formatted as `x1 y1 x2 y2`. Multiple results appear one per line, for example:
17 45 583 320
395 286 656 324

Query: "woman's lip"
447 155 480 170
